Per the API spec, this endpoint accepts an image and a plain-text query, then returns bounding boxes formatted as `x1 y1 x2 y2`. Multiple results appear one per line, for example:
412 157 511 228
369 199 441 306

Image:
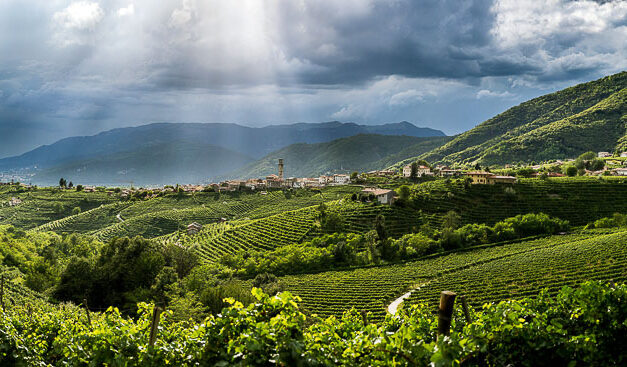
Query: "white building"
333 174 350 184
598 152 612 158
620 152 627 158
402 164 431 178
361 188 396 205
613 168 627 176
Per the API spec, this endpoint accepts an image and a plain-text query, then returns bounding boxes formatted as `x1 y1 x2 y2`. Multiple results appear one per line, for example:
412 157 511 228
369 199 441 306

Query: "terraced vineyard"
34 202 132 234
82 187 361 241
413 177 627 227
160 207 319 262
0 187 117 229
278 229 627 321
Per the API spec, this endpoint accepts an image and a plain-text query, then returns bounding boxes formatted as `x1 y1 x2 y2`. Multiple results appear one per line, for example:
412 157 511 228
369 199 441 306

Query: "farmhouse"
361 188 396 205
186 222 203 235
402 164 431 178
598 152 612 158
621 152 627 158
465 171 517 184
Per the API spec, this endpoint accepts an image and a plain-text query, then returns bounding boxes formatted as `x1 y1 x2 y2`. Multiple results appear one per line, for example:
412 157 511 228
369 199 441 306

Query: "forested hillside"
417 71 627 165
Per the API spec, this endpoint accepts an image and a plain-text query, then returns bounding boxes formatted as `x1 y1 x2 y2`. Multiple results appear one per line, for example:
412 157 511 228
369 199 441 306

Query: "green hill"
227 134 451 179
416 71 627 165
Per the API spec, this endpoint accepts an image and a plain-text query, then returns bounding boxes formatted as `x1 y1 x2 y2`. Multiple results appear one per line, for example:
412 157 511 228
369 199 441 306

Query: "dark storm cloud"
0 0 626 157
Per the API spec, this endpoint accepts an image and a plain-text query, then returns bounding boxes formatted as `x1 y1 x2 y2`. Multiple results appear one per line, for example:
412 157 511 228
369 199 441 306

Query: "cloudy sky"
0 0 626 157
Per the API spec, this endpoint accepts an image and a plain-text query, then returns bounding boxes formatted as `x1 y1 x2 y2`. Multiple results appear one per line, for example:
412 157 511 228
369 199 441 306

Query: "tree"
578 151 597 161
71 207 81 216
68 181 73 188
375 214 387 240
590 159 605 171
442 210 461 230
350 171 359 181
59 178 67 188
410 162 418 181
76 184 84 191
564 165 578 177
398 185 411 201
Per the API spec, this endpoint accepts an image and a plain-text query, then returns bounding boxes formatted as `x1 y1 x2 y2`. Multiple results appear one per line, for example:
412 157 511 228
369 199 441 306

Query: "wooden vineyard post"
460 295 472 323
83 299 92 330
149 306 162 346
438 291 457 338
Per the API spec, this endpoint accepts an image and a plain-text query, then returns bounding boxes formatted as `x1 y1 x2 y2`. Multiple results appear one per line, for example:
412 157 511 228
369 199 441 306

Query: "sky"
0 0 626 158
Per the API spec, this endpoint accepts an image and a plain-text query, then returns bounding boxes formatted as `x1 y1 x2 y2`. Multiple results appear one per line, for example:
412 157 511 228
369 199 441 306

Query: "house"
530 172 565 178
613 168 627 176
318 175 333 185
367 170 396 177
598 152 612 158
83 185 96 192
284 177 296 188
621 152 627 158
302 178 321 187
8 197 22 206
186 222 203 235
487 175 518 184
333 174 350 185
402 164 431 178
465 171 517 184
439 169 463 177
465 171 493 184
361 188 396 205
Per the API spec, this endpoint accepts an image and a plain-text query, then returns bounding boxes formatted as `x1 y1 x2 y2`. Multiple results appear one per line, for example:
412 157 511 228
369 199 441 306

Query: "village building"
613 168 627 176
8 197 22 206
186 222 203 235
402 164 431 178
598 152 612 158
361 188 396 205
318 175 334 185
465 171 517 184
530 172 565 178
621 152 627 158
333 174 350 184
284 177 296 188
367 170 396 177
83 185 96 192
439 169 463 177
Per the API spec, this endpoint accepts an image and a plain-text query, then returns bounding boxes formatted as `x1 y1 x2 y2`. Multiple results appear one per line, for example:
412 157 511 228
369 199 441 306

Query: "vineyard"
278 229 627 320
0 187 117 229
160 207 319 262
412 177 627 227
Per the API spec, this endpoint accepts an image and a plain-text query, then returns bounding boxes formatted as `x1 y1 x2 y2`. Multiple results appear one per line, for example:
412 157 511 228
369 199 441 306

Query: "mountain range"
1 71 625 186
0 121 444 185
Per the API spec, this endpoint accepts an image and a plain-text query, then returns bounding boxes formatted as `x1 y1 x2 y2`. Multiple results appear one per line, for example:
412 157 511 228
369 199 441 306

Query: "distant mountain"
0 121 444 172
0 121 444 186
226 134 451 179
32 142 254 186
417 71 627 165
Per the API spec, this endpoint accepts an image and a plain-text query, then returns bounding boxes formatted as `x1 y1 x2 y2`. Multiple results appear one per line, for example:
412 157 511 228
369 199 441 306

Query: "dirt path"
387 282 429 315
116 213 124 222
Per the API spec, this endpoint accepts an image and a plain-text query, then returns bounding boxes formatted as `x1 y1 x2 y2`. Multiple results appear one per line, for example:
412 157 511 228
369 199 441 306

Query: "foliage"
1 282 626 365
